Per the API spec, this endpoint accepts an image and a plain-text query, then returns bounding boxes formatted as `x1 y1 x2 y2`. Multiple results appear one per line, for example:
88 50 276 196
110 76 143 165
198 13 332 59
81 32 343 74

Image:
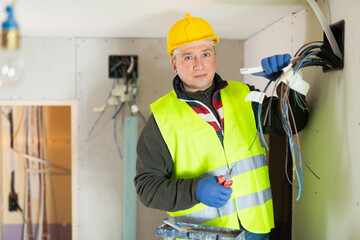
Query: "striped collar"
173 73 228 144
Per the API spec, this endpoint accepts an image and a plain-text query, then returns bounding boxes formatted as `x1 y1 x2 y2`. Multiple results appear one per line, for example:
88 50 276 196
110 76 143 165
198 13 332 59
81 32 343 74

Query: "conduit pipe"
306 0 342 59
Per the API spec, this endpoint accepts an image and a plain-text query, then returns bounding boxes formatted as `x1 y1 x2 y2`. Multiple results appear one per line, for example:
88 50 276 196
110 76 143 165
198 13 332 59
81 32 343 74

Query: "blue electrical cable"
283 103 303 199
85 79 117 142
289 137 303 201
280 80 306 200
273 45 332 200
292 138 304 201
294 50 321 74
113 102 125 159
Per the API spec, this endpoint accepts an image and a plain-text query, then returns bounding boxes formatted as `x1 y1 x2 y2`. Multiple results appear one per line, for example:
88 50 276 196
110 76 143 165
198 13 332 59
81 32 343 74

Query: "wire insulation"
255 41 340 200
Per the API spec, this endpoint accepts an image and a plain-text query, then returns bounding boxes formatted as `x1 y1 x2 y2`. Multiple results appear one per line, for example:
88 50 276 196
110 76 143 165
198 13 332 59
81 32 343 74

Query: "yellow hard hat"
166 13 219 56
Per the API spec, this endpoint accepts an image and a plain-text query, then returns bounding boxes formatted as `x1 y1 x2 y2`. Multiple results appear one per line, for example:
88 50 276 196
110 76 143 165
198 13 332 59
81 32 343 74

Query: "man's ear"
170 58 177 73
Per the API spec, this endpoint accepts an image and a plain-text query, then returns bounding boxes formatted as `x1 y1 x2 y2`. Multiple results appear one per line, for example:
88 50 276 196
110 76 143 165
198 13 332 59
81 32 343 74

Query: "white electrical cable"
13 107 25 141
306 0 342 59
240 0 343 75
37 160 44 240
11 148 71 173
240 57 300 75
240 66 264 74
127 56 134 74
11 149 50 165
28 107 37 238
23 166 29 240
37 107 44 240
26 168 49 173
22 107 29 240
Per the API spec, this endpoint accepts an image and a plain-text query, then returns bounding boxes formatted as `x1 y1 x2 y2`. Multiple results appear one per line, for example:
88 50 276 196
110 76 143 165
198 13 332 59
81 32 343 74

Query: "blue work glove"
252 53 291 81
196 176 233 208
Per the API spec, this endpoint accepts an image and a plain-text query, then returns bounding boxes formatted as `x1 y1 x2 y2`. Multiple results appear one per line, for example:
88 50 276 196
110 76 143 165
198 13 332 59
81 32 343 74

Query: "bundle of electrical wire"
256 41 341 200
85 56 146 159
292 41 343 71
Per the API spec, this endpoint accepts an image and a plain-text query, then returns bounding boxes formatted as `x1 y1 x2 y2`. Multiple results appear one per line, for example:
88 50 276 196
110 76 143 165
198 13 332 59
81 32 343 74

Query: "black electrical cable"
317 49 342 67
292 40 342 72
9 110 14 148
297 46 322 58
85 78 117 142
110 60 125 73
299 60 334 69
296 41 323 52
10 171 16 194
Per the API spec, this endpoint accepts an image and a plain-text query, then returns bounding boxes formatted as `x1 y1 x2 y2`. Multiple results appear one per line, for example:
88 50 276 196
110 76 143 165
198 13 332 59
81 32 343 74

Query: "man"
134 13 308 239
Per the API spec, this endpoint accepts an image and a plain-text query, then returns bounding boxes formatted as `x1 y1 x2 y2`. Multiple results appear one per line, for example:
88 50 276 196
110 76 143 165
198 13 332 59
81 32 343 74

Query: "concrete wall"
0 36 243 239
244 1 360 239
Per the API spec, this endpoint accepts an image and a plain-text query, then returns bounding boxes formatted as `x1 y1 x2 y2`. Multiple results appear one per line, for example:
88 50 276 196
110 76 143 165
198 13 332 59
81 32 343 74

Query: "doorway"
269 135 292 240
0 101 77 240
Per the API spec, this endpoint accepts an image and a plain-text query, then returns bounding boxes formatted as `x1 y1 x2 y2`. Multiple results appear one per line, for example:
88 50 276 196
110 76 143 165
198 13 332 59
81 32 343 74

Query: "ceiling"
6 0 308 40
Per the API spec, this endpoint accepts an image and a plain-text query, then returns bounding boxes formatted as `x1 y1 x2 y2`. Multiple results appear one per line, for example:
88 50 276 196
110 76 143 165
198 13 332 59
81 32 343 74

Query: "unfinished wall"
76 38 243 240
0 36 243 239
0 105 72 239
243 1 360 239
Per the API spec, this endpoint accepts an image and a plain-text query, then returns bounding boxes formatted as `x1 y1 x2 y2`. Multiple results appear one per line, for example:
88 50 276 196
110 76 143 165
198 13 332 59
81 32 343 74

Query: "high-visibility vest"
150 81 274 233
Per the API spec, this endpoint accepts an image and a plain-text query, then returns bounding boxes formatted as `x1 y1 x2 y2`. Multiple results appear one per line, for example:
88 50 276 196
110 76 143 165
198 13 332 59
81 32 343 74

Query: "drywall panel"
243 14 293 94
76 37 243 240
76 38 169 240
290 7 329 240
0 37 76 100
244 1 360 240
292 1 360 240
216 39 244 83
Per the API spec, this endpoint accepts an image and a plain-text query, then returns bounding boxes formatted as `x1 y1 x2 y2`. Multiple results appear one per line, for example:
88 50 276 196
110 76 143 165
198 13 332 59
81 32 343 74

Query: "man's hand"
196 176 233 208
252 54 291 81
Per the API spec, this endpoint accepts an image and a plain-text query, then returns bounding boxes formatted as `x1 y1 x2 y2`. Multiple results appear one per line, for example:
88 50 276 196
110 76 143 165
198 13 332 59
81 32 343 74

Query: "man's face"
170 44 216 92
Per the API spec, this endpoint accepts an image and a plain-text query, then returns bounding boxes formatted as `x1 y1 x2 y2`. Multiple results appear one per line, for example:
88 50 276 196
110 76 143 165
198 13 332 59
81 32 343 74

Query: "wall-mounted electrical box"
109 55 138 79
323 20 345 72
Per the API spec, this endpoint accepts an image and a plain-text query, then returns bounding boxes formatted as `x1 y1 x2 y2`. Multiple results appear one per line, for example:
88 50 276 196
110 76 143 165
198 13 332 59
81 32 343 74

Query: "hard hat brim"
168 36 219 56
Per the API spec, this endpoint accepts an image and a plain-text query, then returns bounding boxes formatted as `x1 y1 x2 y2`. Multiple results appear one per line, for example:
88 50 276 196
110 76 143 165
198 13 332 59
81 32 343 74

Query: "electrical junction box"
109 55 138 79
323 20 345 72
8 192 19 211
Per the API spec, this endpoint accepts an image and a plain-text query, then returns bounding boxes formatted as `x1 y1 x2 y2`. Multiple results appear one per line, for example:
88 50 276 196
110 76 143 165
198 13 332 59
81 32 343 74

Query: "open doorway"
0 101 77 240
269 135 292 240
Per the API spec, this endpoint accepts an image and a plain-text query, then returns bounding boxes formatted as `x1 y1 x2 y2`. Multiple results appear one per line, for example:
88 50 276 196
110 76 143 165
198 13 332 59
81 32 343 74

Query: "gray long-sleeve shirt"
134 73 309 212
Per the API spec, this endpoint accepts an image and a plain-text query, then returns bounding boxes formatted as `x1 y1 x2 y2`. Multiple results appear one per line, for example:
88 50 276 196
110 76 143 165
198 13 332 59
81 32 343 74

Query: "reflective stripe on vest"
174 187 272 225
173 155 270 224
198 154 267 179
151 81 274 233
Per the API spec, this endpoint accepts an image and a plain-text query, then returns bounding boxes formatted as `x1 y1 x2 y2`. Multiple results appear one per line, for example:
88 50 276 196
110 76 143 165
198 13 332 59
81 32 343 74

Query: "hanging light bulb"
0 5 24 86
